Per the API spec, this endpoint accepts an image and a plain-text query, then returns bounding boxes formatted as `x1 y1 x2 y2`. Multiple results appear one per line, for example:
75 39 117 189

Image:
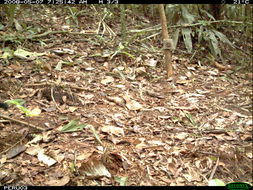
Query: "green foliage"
5 99 39 116
67 6 80 26
60 119 88 133
6 99 26 106
168 5 235 60
0 5 18 27
115 176 128 186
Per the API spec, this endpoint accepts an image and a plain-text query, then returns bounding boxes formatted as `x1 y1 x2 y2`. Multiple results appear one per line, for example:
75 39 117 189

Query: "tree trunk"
158 4 173 77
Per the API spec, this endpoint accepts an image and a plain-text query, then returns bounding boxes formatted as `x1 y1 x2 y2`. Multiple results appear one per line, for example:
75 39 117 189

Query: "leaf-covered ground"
0 5 252 186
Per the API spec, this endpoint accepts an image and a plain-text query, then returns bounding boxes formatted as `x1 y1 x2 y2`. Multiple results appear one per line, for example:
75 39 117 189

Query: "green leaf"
115 176 128 186
14 19 23 31
121 51 135 59
6 99 26 106
198 25 204 43
89 125 103 146
208 179 225 186
5 99 39 116
212 30 234 48
181 28 193 53
200 9 216 21
185 113 197 127
172 28 180 50
60 120 88 133
6 5 17 26
17 105 31 115
0 48 14 60
0 23 5 30
181 6 195 24
207 30 221 58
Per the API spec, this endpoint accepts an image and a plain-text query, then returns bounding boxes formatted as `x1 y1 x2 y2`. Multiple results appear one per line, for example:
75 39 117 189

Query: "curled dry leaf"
26 145 44 156
106 96 125 107
6 145 27 159
80 158 111 179
101 76 114 85
69 106 78 112
174 132 189 140
101 125 125 137
122 95 142 111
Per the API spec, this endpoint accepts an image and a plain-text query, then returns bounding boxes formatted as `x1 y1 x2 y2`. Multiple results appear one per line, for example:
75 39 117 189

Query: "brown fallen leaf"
106 96 125 107
6 145 27 159
214 61 226 71
123 95 142 111
45 176 70 186
101 125 125 137
80 158 111 179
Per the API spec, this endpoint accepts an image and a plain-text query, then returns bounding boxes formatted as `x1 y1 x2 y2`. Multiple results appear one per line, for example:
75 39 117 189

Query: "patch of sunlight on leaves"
208 179 225 186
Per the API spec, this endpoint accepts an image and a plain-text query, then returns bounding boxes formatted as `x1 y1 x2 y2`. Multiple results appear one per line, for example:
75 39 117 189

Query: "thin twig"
209 157 219 181
51 87 61 111
0 129 29 156
0 113 44 131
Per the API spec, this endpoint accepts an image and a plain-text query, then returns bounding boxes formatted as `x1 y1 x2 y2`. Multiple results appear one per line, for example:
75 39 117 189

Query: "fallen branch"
0 113 45 132
0 129 29 156
127 20 252 34
0 30 107 42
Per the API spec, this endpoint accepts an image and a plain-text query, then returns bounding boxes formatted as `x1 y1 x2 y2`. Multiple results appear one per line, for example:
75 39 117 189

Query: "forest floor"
0 5 252 186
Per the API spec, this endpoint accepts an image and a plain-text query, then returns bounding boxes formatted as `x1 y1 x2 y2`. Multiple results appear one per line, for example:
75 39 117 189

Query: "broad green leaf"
5 99 39 116
1 48 14 60
200 9 216 21
207 30 221 58
212 29 234 47
185 113 197 127
60 120 87 133
6 99 26 106
181 6 195 24
172 28 180 50
198 26 204 43
17 105 31 115
121 51 135 59
181 28 193 53
0 23 4 30
115 176 128 186
89 125 103 146
14 19 22 31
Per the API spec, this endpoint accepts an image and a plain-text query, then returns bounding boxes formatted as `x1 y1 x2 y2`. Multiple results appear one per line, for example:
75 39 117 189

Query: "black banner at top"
2 0 252 4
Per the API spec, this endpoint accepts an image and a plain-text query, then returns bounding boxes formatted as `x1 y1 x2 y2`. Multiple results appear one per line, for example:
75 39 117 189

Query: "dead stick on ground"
0 113 44 131
209 157 219 181
0 129 29 156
